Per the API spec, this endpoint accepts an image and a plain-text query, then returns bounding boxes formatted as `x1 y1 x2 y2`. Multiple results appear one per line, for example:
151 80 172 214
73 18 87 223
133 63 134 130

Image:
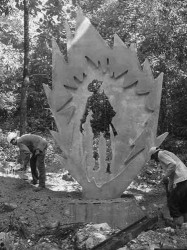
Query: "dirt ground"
0 157 84 249
0 160 166 233
0 168 82 231
124 163 187 249
0 147 187 249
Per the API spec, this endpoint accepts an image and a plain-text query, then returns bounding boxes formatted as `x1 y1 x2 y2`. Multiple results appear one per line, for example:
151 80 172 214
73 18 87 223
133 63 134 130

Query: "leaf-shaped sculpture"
44 9 168 199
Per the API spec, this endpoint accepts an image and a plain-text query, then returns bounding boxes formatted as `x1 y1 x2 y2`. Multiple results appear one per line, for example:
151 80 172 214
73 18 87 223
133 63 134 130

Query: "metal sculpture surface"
43 9 168 199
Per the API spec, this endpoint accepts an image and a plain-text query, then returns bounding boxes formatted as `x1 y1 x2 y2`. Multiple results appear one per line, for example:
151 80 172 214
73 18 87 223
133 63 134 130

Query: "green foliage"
0 0 186 137
0 131 19 163
162 135 187 164
89 0 187 137
0 0 12 15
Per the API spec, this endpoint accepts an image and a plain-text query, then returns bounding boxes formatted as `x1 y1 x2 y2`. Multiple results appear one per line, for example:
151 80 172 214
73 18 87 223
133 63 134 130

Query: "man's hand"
17 154 22 164
15 164 27 172
35 149 41 156
162 176 169 185
161 176 171 198
173 217 183 227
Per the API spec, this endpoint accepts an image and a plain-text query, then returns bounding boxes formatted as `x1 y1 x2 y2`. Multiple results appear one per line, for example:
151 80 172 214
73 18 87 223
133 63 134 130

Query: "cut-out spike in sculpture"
43 8 168 200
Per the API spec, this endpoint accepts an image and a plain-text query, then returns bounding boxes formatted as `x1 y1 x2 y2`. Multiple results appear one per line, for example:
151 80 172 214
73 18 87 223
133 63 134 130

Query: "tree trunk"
20 0 29 135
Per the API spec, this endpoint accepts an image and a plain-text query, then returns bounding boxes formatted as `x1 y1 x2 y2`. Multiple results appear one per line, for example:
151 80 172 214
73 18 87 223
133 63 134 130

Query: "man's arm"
159 152 176 192
20 152 30 170
164 162 176 178
35 139 48 154
159 151 176 178
18 144 31 170
80 97 91 133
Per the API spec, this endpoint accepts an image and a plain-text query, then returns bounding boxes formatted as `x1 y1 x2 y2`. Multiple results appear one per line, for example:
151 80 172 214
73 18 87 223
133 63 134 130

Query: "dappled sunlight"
0 0 186 248
0 172 20 179
46 172 82 192
128 181 153 193
0 167 82 193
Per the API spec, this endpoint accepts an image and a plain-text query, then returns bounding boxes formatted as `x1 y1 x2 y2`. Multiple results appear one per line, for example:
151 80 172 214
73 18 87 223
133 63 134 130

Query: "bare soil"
0 140 187 249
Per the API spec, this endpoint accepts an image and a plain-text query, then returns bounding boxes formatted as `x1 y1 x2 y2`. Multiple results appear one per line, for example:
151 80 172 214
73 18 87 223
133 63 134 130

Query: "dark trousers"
30 151 46 187
167 180 187 218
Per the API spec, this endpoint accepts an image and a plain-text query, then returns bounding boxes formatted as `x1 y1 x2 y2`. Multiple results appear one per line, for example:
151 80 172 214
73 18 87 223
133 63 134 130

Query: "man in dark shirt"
7 133 47 191
80 79 117 173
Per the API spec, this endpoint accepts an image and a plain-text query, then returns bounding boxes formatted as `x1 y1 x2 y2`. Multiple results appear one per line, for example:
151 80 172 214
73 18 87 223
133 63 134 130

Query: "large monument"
43 9 168 228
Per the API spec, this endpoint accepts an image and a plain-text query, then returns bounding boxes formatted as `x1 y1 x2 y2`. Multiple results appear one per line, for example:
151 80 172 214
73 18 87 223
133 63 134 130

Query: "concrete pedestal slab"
64 198 145 229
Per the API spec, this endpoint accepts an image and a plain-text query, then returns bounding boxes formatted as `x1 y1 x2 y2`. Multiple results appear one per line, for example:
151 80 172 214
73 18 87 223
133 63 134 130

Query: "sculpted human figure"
80 79 117 173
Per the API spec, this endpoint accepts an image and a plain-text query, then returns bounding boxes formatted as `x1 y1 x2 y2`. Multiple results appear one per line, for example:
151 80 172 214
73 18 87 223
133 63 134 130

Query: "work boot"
30 180 38 185
106 163 111 174
33 186 45 192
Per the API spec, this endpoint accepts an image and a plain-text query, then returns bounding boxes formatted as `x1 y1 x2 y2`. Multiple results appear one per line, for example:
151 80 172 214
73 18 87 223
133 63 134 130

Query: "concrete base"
64 197 145 229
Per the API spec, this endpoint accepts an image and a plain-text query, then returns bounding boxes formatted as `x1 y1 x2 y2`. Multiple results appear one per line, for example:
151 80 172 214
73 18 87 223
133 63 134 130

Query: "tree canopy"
0 0 186 138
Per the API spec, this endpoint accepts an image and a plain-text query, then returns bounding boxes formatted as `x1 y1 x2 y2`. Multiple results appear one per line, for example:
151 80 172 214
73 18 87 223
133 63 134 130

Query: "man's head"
88 79 103 93
7 132 18 145
149 147 160 162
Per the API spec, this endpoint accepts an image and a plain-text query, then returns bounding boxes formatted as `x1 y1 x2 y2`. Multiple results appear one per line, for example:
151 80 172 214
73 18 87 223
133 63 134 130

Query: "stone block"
64 198 145 229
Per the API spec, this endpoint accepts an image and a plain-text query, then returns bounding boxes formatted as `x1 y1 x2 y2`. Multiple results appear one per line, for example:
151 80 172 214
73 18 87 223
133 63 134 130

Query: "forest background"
0 0 187 155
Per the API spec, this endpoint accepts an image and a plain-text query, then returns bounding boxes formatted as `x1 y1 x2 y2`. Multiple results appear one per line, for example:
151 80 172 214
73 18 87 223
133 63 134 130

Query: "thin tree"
20 0 29 135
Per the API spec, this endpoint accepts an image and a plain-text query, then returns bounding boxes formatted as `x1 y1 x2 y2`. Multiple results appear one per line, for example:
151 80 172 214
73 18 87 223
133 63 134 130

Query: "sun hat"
149 147 160 156
88 79 103 92
7 132 18 143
